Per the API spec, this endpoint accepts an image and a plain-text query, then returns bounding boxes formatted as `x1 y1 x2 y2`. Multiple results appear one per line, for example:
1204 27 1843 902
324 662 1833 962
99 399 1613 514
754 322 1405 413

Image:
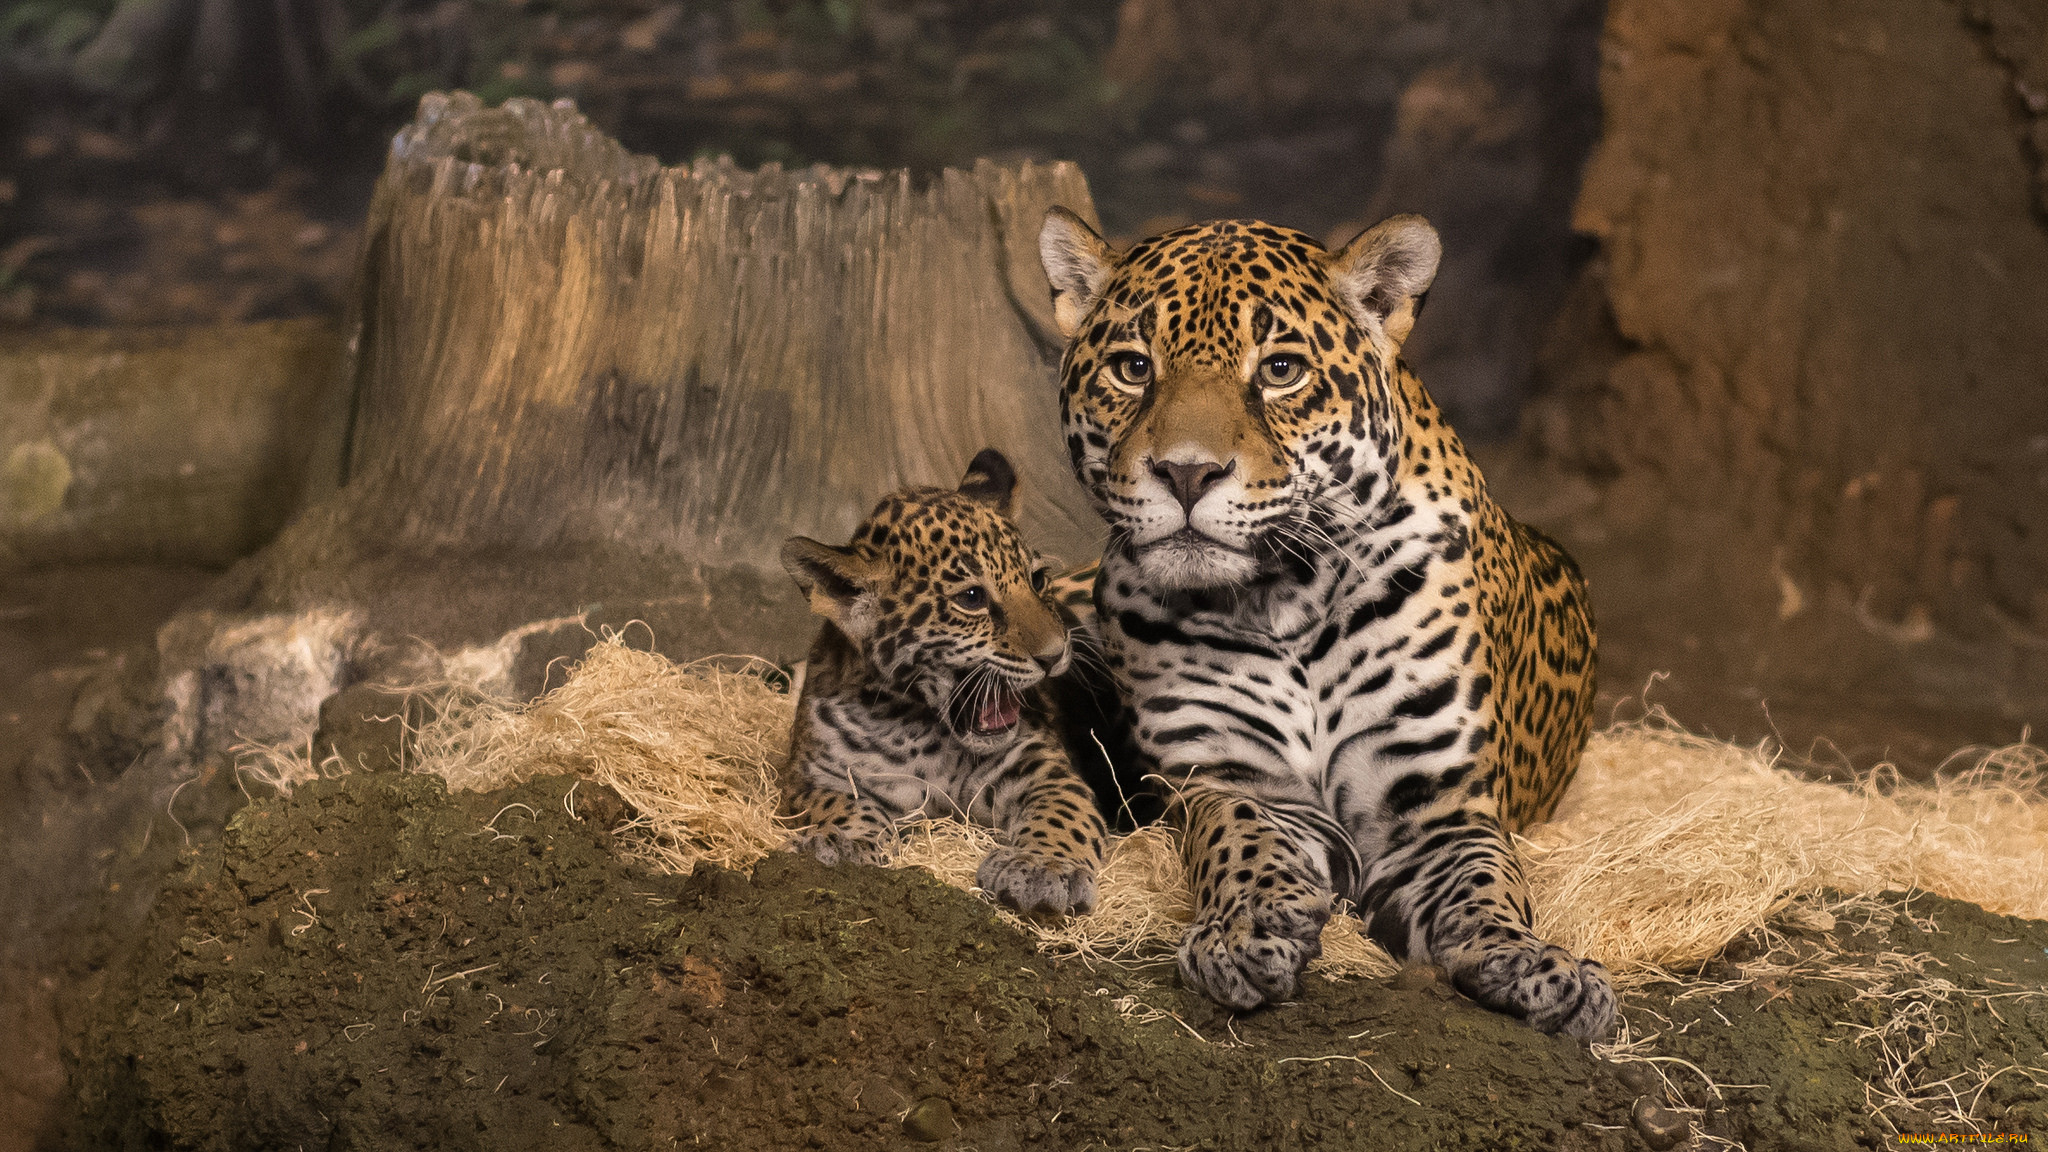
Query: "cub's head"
1038 210 1441 590
781 450 1070 753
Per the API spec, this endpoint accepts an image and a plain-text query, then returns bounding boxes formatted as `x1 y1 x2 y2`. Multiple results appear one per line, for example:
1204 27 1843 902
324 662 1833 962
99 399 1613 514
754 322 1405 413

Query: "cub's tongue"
977 690 1022 733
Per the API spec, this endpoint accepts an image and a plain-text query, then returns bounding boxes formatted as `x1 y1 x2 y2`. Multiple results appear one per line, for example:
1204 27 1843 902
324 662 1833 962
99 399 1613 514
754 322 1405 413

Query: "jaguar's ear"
781 536 880 640
1329 214 1442 352
957 448 1017 515
1039 206 1115 339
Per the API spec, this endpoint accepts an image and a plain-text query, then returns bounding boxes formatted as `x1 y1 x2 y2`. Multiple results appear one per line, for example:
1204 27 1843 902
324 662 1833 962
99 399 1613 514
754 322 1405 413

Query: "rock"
0 321 339 571
157 608 360 769
313 684 414 772
901 1097 954 1142
1533 0 2048 712
1390 964 1445 991
1612 1061 1659 1095
1631 1097 1687 1151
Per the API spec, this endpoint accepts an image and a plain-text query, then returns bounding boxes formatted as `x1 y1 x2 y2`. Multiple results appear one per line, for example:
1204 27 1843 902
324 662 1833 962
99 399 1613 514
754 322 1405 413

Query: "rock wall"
1529 0 2048 711
0 320 338 569
1102 0 1604 436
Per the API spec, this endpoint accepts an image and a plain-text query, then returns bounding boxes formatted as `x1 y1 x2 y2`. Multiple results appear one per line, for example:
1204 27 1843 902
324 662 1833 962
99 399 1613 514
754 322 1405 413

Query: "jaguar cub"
779 449 1106 917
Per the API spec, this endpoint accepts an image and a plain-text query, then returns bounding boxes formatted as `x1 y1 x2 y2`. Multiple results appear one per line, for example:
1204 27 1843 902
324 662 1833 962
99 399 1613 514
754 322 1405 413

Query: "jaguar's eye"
1028 567 1050 594
1107 352 1153 393
951 586 989 612
1259 354 1308 395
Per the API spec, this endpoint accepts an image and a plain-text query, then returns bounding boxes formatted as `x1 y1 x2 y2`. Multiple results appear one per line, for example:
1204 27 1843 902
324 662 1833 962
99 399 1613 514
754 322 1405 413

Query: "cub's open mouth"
973 687 1024 734
951 681 1025 738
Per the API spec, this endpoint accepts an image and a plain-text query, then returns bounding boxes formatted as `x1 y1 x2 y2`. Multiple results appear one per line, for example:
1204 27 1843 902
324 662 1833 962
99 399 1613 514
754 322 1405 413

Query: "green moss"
2 441 72 525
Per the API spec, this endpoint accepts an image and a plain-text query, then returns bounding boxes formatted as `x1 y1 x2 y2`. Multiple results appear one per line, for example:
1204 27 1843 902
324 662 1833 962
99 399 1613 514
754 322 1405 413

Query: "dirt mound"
320 635 2048 988
54 769 2048 1150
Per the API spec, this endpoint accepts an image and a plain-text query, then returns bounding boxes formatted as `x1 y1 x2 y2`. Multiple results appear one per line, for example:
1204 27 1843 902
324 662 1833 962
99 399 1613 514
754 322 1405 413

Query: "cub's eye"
951 586 989 612
1106 352 1153 393
1028 567 1050 594
1259 354 1308 395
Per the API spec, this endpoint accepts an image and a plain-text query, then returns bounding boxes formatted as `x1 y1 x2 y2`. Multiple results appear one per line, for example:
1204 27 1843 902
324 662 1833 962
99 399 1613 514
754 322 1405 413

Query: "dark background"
0 0 1601 435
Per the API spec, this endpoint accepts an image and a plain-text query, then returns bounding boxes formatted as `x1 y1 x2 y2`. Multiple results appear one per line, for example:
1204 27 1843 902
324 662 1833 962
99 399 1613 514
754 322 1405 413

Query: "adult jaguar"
1037 209 1613 1040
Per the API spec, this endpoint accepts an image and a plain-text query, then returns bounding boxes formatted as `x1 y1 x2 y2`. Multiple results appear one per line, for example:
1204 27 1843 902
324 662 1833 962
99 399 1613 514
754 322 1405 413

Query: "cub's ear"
957 448 1017 515
781 536 879 639
1329 214 1442 352
1039 206 1115 339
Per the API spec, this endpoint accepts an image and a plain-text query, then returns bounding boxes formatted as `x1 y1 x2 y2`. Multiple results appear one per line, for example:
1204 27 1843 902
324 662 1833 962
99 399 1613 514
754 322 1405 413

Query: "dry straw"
409 641 792 875
393 636 2046 983
1525 720 2048 987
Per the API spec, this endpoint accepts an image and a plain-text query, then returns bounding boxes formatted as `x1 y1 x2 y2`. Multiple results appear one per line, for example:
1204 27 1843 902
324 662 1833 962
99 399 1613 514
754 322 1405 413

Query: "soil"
0 565 217 1152
0 564 217 788
52 768 2048 1151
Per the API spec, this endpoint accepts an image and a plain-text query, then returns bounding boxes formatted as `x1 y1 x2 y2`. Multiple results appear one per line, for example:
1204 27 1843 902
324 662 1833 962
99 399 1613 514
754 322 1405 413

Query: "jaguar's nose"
1152 457 1234 514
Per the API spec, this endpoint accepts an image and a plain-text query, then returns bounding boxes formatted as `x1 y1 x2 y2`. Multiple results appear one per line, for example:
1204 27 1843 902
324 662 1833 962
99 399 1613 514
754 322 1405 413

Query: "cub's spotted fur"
1038 209 1613 1039
780 450 1106 916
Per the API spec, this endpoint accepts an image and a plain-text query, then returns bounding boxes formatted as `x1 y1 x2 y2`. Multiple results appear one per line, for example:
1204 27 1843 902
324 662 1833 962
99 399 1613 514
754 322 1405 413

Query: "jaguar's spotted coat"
780 450 1106 917
1037 210 1613 1039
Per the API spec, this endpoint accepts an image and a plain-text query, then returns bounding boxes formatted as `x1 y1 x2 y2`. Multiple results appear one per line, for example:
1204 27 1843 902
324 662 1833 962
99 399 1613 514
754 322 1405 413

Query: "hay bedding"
349 636 2048 987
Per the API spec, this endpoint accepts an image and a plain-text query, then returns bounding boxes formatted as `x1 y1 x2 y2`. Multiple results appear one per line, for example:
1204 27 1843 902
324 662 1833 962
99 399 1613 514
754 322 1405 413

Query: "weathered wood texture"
329 92 1105 575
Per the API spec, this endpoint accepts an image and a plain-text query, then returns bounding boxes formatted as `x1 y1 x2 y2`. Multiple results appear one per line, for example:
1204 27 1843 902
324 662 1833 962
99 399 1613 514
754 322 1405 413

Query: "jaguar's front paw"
789 825 888 868
1176 887 1333 1010
1455 942 1616 1042
976 845 1097 917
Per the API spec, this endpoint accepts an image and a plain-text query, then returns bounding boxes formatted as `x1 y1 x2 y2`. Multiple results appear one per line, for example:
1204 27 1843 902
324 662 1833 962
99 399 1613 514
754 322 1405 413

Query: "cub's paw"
1176 887 1334 1011
976 846 1097 918
789 826 888 868
1457 942 1616 1042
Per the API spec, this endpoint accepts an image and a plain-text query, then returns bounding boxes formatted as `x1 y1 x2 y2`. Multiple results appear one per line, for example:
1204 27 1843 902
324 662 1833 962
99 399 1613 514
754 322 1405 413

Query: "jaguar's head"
1038 210 1441 591
781 450 1070 753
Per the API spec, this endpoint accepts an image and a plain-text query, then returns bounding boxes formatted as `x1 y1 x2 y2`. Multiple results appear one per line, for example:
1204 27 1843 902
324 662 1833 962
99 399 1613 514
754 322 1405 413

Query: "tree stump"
203 92 1106 676
326 91 1100 573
